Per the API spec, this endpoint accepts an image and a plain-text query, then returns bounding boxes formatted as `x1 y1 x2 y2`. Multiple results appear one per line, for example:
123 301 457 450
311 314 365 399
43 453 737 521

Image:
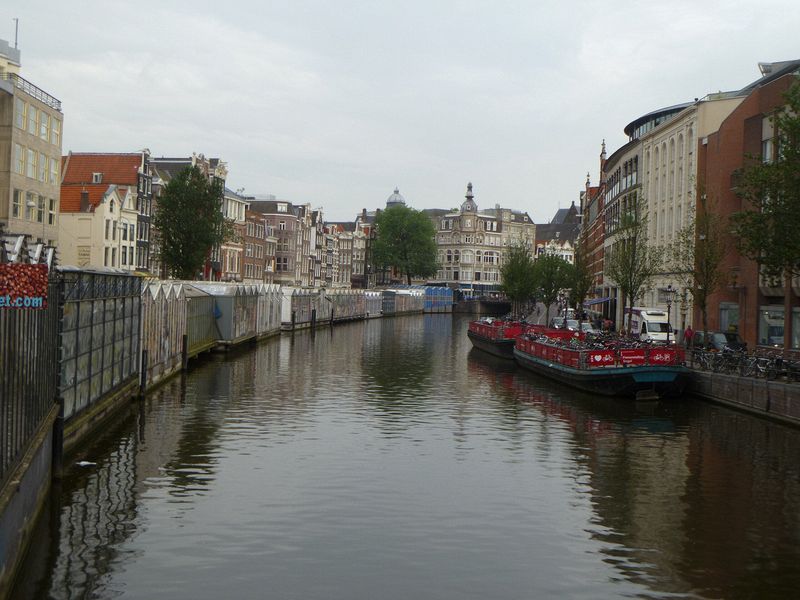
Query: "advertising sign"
0 264 49 309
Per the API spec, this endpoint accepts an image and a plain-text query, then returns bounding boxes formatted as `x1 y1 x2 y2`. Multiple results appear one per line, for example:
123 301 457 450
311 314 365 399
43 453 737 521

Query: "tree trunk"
784 269 793 357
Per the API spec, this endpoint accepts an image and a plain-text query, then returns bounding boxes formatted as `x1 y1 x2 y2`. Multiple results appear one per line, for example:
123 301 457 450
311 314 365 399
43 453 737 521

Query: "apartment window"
12 189 22 218
14 144 24 175
24 192 36 220
39 112 50 140
112 247 117 267
112 220 117 241
92 172 103 184
129 224 134 240
122 247 127 266
122 224 128 241
26 149 36 179
277 203 288 213
105 219 110 240
15 98 25 129
279 221 286 230
37 195 45 223
104 247 109 266
28 106 38 135
50 158 59 185
39 152 47 182
50 119 61 146
48 198 56 225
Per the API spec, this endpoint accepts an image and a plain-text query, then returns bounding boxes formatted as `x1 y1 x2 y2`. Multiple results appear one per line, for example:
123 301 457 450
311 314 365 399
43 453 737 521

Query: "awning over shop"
583 296 612 306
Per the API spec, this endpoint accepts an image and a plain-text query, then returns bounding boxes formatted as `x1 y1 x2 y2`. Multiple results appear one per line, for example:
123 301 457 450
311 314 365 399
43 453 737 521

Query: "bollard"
139 349 148 399
181 334 189 371
51 396 65 481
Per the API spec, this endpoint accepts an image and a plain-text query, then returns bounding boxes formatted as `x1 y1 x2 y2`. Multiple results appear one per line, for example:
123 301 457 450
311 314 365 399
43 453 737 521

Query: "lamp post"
665 284 677 344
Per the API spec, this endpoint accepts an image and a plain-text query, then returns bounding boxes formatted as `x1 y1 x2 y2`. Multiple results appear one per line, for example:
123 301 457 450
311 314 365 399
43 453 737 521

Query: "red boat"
513 332 690 400
467 319 528 359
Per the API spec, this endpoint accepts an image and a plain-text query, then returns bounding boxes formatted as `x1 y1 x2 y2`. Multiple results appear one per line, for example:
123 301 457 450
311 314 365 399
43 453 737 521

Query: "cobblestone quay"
12 315 800 599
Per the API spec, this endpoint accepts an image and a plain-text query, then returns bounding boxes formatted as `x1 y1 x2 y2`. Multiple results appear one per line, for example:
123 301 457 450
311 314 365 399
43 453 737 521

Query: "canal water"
13 315 800 599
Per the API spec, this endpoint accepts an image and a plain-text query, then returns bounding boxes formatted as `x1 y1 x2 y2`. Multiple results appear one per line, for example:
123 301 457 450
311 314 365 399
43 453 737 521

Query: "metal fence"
59 269 141 420
0 277 60 487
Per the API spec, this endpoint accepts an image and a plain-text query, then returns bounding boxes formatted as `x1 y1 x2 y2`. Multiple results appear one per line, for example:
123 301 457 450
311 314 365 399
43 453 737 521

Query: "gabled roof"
60 183 132 212
535 223 580 245
326 221 356 232
62 153 141 186
60 184 105 212
248 200 296 215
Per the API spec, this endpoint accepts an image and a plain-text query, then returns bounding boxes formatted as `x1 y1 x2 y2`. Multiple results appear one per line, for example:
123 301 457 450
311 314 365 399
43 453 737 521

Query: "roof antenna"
13 18 19 49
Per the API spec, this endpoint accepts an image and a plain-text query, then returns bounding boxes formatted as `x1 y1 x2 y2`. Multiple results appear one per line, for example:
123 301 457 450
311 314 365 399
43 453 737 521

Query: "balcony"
1 73 62 112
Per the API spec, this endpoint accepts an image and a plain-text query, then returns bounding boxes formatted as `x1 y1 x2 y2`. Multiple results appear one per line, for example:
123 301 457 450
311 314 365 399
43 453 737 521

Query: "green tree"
670 194 727 345
533 254 574 324
569 243 594 328
153 166 234 280
500 243 536 317
604 211 663 334
732 80 800 350
372 204 438 285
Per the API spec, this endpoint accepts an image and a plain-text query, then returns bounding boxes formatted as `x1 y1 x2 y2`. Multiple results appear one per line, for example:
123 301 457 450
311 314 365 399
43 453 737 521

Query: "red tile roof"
60 184 108 212
62 153 141 186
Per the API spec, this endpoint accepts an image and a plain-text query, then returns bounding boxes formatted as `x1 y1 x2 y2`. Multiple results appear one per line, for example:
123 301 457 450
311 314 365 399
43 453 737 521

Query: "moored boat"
513 333 690 400
467 319 527 359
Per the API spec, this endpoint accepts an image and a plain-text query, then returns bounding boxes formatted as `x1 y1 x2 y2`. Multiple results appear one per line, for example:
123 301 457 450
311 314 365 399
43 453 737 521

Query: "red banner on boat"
587 350 616 367
619 348 646 365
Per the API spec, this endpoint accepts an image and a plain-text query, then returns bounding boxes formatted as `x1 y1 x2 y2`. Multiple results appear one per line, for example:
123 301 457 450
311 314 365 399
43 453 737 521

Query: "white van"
624 307 674 344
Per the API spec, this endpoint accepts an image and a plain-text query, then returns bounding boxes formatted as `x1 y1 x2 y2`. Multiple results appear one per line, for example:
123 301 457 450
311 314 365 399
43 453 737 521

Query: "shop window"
759 305 784 347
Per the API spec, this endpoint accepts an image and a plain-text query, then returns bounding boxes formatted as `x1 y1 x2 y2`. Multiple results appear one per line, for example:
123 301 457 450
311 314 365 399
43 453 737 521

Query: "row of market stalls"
140 283 455 389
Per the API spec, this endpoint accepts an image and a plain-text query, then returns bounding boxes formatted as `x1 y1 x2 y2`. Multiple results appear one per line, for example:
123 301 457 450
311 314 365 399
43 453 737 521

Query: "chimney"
80 190 90 212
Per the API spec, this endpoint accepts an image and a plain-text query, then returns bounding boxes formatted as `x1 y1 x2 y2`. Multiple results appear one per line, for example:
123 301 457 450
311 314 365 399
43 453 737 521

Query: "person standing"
683 325 694 348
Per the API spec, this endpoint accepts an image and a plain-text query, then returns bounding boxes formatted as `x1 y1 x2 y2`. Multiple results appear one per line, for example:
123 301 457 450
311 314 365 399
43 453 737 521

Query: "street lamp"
665 284 677 344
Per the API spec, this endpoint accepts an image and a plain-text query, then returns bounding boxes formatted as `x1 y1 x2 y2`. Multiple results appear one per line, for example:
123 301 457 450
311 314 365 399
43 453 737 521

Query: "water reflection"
12 316 800 600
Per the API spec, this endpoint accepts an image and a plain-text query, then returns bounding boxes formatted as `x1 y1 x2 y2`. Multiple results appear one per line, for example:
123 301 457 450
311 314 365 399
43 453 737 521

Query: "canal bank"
689 370 800 427
0 268 453 598
10 315 800 600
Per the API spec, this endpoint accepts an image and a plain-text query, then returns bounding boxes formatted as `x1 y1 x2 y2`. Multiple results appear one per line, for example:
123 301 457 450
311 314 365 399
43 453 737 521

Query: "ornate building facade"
434 183 535 291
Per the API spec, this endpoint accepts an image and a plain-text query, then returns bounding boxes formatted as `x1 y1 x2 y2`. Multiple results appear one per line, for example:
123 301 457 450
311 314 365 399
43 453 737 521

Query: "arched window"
454 250 460 263
446 250 452 263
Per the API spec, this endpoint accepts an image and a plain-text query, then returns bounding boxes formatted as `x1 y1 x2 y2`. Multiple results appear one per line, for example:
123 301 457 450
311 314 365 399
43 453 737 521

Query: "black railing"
0 72 62 112
0 276 61 487
59 269 141 421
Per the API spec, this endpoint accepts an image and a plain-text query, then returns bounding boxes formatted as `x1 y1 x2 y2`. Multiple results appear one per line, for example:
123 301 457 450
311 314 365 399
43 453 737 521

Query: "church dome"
386 187 406 208
460 182 478 213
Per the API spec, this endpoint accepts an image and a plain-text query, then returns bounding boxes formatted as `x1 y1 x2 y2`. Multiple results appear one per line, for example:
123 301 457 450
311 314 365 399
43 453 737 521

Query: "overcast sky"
5 1 800 222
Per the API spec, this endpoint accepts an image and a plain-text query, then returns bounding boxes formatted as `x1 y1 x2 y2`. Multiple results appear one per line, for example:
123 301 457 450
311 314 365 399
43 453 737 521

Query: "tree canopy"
670 193 727 341
153 166 234 280
569 243 594 324
604 211 663 333
732 80 800 279
371 205 438 285
500 243 536 317
532 253 574 324
732 79 800 349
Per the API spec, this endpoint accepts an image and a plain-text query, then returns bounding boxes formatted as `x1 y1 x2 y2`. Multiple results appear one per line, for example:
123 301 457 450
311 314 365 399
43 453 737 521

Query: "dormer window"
277 203 288 213
93 172 103 183
109 200 114 213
